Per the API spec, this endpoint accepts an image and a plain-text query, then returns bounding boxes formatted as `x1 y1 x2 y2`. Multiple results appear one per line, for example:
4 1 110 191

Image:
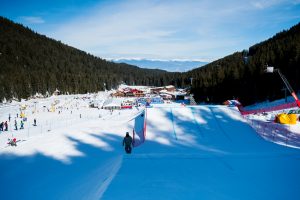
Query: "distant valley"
112 59 208 72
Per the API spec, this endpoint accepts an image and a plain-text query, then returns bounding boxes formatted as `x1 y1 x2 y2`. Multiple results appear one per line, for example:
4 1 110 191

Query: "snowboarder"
33 119 37 126
8 114 11 122
123 132 133 154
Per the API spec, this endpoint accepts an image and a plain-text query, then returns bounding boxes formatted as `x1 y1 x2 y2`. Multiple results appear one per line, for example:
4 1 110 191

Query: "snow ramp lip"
122 152 297 159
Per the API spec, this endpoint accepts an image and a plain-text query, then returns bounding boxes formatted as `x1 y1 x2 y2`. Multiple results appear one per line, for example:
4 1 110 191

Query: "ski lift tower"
265 65 300 108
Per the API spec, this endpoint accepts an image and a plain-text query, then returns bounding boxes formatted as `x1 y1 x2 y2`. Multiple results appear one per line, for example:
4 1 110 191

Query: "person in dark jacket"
20 120 24 129
0 122 3 131
123 132 133 154
4 121 8 131
14 119 18 130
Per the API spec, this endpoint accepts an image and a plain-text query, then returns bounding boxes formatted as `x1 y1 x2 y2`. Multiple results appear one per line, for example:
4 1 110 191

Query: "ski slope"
1 103 300 200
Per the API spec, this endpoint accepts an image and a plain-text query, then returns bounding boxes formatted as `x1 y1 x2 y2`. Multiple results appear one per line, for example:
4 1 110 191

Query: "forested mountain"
185 22 300 105
0 17 179 101
1 16 300 106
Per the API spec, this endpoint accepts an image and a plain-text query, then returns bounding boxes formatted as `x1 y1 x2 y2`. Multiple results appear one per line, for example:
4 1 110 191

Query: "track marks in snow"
93 156 123 200
170 108 178 140
209 107 232 141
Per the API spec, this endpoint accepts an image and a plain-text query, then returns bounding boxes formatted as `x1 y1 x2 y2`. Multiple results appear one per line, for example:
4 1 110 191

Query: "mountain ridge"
0 16 174 101
112 58 208 72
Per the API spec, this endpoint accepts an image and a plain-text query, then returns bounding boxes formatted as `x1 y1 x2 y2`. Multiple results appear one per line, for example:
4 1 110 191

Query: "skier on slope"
123 132 133 154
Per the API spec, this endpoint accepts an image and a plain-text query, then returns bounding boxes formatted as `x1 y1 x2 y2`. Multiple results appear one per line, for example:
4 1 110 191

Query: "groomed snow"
0 95 300 200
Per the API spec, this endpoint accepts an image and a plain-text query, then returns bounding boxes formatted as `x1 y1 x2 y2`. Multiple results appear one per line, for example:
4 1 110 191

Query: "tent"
223 100 241 107
20 104 27 110
103 103 121 110
20 112 26 118
50 105 56 112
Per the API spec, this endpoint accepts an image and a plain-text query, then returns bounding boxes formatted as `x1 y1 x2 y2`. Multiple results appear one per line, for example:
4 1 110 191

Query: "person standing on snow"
123 132 133 154
20 120 24 129
4 121 8 131
14 119 18 130
0 122 3 131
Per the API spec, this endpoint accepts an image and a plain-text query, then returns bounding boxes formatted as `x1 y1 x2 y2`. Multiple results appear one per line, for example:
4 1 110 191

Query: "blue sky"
1 0 300 62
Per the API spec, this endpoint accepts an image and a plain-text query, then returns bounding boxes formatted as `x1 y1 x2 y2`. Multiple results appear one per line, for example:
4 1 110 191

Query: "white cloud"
47 0 300 61
21 16 45 24
250 0 293 9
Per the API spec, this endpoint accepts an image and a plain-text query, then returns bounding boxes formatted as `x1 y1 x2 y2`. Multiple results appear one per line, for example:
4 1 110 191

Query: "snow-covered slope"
103 106 300 199
0 101 300 200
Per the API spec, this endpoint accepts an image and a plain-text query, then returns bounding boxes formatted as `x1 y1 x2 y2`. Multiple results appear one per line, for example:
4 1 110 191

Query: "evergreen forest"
1 16 299 106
